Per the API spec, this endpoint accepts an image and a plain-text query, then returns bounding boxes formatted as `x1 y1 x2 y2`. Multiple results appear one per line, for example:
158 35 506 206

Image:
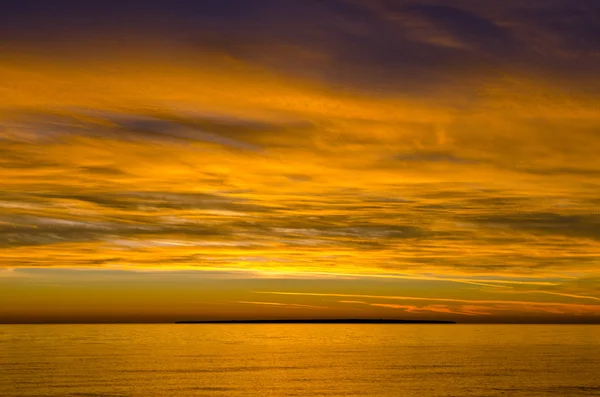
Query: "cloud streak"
258 291 600 315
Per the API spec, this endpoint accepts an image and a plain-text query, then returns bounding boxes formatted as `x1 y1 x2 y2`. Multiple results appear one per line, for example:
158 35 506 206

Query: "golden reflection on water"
1 324 599 396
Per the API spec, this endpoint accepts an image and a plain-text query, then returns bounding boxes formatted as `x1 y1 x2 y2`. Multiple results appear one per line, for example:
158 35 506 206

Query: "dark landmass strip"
175 319 456 324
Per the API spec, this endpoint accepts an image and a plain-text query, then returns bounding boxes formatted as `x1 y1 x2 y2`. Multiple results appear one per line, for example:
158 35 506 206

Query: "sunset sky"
1 0 599 323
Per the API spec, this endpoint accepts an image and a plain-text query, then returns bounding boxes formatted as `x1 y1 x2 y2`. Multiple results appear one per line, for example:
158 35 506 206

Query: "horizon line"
175 319 456 324
2 320 600 325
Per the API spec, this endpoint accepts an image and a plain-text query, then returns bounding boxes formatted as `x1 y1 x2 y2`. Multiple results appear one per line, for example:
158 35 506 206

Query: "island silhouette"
175 319 456 324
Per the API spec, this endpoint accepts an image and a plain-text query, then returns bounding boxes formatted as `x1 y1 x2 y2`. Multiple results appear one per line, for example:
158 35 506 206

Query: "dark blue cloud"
406 4 519 54
1 0 598 95
512 1 600 53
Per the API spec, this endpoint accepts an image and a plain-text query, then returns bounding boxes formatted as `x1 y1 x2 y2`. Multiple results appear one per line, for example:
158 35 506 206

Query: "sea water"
1 324 599 396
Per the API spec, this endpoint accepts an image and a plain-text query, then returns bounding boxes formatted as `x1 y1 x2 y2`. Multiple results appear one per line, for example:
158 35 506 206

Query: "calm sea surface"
1 324 599 396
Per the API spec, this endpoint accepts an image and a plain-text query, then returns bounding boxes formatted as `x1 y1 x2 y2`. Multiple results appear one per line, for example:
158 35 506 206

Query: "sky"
1 0 599 323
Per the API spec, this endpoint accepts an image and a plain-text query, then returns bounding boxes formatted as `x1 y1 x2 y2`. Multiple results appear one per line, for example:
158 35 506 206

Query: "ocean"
1 324 599 396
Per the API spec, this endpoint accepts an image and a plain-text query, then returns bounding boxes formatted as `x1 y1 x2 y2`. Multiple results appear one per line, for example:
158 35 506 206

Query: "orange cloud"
261 292 600 316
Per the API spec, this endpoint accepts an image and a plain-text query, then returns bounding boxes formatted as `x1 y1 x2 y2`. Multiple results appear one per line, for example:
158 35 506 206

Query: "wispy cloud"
491 290 600 302
235 301 329 310
258 292 600 314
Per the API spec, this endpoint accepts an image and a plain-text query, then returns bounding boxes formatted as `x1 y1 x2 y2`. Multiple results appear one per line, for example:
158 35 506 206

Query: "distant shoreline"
175 319 456 324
